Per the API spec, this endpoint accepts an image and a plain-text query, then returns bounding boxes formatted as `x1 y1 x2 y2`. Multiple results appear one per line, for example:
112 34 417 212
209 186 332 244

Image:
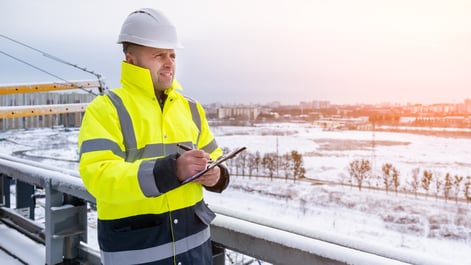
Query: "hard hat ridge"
117 8 183 49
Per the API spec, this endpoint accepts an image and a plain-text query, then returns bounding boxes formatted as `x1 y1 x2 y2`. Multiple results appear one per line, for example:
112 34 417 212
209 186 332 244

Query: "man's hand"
176 150 220 186
194 165 220 187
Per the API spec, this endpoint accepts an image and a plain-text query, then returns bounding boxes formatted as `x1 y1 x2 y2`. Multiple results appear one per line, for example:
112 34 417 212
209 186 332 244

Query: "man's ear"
125 52 134 64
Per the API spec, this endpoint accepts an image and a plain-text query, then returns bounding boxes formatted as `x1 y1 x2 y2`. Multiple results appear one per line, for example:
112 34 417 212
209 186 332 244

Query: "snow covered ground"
0 124 470 264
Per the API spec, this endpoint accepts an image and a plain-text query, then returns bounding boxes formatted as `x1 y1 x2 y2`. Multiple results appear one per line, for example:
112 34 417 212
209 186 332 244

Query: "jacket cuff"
153 153 181 193
204 164 230 193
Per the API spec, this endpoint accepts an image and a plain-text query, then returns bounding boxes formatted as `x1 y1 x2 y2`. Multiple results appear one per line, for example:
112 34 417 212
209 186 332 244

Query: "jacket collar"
120 61 183 99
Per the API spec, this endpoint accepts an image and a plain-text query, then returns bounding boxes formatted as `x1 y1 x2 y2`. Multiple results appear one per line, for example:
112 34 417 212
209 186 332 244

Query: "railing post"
0 173 11 207
62 194 88 261
212 242 226 265
44 179 88 264
15 180 35 219
45 179 65 265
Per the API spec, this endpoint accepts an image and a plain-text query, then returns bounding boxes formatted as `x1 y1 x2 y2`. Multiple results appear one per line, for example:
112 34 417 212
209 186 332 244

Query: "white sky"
1 0 471 105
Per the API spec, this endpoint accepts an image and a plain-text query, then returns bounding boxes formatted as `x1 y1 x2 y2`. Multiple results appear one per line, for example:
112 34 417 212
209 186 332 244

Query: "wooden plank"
0 103 88 118
0 81 100 95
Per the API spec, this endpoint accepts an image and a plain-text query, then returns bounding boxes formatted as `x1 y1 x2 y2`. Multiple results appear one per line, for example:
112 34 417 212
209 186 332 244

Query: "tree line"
223 148 471 204
222 147 306 182
346 159 471 203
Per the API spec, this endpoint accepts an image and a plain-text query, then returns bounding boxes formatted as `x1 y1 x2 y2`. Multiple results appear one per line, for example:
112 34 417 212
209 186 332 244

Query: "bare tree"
464 176 471 204
454 175 463 203
348 159 371 191
422 170 433 198
409 167 421 198
246 152 256 178
281 153 292 182
237 150 247 177
381 163 393 194
433 171 443 200
262 152 276 180
444 172 452 202
291 150 305 182
254 151 261 178
275 152 282 178
391 167 400 195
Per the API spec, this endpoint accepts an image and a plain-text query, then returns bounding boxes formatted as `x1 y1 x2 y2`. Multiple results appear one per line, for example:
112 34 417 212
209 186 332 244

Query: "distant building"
300 100 331 110
465 99 471 113
313 116 370 130
217 106 259 121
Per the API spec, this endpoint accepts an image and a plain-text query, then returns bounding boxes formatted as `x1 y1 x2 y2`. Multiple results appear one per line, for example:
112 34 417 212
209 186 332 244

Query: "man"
78 8 229 265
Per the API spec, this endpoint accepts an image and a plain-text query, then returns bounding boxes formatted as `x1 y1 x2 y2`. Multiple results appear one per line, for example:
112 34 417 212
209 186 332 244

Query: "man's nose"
163 54 175 66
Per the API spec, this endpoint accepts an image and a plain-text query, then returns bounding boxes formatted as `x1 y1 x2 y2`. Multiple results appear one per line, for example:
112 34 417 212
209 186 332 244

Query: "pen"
177 143 193 151
177 143 215 165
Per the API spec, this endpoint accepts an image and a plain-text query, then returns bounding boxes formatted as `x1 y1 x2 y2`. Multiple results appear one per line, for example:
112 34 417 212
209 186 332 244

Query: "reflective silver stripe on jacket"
79 138 125 159
185 96 201 145
201 138 218 154
138 160 160 197
80 140 190 161
106 91 137 153
100 226 210 265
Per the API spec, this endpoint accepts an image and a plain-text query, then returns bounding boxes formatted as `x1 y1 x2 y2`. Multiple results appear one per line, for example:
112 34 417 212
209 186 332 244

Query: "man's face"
125 45 176 92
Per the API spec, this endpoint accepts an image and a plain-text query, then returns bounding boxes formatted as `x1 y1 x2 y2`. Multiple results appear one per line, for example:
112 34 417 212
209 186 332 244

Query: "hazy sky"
1 0 470 105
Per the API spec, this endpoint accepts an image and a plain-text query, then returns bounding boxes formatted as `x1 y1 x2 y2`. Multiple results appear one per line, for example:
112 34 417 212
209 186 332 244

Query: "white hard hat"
117 8 183 49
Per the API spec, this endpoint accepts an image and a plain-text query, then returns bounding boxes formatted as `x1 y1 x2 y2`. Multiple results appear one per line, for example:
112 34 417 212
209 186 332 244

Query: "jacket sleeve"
204 164 230 193
152 153 180 193
78 95 161 204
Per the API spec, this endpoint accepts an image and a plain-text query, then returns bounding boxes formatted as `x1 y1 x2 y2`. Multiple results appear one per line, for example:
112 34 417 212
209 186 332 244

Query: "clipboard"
181 146 247 184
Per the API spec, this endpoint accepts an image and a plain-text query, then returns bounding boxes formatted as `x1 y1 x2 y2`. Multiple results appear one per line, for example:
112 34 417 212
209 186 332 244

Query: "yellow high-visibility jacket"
78 61 228 265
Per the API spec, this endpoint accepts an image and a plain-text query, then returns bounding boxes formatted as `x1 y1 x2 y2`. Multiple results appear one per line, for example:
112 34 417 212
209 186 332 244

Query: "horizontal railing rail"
0 103 88 119
0 154 454 265
0 81 101 95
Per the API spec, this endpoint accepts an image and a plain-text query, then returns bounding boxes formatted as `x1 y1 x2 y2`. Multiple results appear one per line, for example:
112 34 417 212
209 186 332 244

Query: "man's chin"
154 83 172 91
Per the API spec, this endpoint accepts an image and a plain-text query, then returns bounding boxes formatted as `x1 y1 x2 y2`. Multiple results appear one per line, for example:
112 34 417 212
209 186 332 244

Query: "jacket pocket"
194 201 216 226
99 215 169 252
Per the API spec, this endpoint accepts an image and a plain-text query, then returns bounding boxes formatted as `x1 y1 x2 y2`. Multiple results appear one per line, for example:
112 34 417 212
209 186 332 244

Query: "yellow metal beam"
0 80 100 95
0 103 88 118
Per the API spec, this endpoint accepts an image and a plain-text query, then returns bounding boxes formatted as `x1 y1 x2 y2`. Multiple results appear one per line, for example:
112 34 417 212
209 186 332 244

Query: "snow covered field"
0 124 470 264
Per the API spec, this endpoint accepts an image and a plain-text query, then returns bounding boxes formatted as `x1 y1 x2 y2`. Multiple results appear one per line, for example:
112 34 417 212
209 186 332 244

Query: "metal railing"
0 154 454 265
0 80 98 129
